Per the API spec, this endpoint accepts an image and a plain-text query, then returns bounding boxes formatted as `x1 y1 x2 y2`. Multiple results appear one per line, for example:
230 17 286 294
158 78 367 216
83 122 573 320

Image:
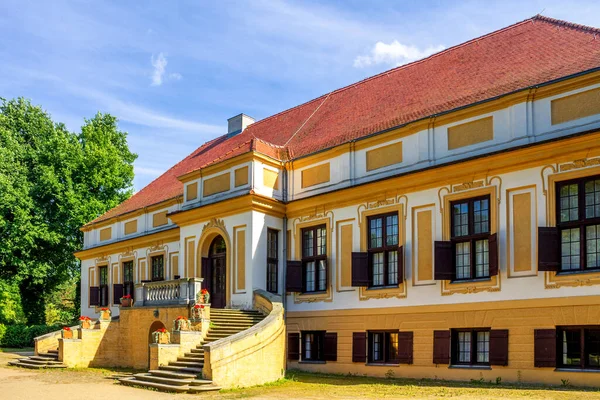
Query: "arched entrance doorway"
148 321 166 367
202 235 227 308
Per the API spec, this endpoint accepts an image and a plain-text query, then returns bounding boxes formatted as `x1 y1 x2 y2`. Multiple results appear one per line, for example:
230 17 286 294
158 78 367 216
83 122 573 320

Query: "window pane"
267 262 277 293
372 252 384 286
317 260 327 291
388 332 399 362
473 199 490 234
561 228 580 271
373 333 383 361
317 227 327 256
305 262 315 292
458 332 471 363
99 267 108 285
475 239 489 278
123 261 133 282
267 230 278 259
560 183 579 222
586 225 600 269
562 329 581 366
386 215 399 246
453 202 469 237
303 230 314 257
476 331 490 363
455 241 471 279
388 250 398 285
304 333 313 360
370 218 383 248
585 179 600 219
587 329 600 367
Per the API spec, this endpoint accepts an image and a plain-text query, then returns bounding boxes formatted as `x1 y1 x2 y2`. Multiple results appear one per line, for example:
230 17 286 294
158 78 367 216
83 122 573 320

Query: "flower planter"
120 297 133 307
99 308 112 321
153 331 170 344
175 317 190 331
62 329 73 339
79 317 92 329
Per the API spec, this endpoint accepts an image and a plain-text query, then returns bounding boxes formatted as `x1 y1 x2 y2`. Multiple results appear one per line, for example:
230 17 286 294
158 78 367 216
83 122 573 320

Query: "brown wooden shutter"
489 329 509 366
89 287 99 306
324 332 338 361
113 284 123 305
352 332 367 363
397 246 404 284
538 227 560 271
351 252 369 287
534 329 556 367
433 330 451 364
434 241 453 280
287 332 300 361
397 331 413 364
488 233 499 276
286 261 303 292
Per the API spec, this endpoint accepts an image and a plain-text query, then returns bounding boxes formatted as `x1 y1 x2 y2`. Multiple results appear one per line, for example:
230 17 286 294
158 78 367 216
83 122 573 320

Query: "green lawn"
212 370 600 400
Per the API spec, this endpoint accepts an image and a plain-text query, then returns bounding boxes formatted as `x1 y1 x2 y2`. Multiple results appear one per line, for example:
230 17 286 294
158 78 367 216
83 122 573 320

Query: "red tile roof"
88 15 600 225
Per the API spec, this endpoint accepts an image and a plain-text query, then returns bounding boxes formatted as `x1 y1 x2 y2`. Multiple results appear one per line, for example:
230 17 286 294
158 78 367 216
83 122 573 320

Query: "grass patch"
0 347 34 353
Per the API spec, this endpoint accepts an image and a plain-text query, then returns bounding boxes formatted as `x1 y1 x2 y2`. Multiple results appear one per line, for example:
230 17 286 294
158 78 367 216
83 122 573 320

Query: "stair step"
18 358 51 365
189 348 204 353
148 369 198 379
119 377 190 393
190 379 214 386
30 356 58 362
168 360 204 368
134 373 192 386
47 349 59 354
9 360 66 369
188 385 222 393
178 356 204 362
183 353 204 359
159 365 204 374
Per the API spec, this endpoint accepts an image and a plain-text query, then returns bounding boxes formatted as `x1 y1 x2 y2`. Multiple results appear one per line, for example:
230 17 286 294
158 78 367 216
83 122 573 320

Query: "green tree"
0 98 136 324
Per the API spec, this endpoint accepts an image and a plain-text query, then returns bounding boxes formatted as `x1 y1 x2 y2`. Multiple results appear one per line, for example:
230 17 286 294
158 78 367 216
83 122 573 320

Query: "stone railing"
202 289 285 389
135 278 203 307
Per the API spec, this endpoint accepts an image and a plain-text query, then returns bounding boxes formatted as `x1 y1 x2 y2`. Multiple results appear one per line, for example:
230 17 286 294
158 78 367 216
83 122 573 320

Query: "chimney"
227 113 255 137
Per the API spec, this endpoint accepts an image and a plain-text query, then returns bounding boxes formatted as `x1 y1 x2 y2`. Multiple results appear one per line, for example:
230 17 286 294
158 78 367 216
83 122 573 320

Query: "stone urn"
100 308 112 321
62 327 73 339
120 295 133 307
153 329 170 344
79 316 92 329
175 317 190 331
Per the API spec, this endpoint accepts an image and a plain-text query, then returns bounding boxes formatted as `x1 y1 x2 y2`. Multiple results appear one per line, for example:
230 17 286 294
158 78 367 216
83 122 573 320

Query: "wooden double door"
202 235 227 308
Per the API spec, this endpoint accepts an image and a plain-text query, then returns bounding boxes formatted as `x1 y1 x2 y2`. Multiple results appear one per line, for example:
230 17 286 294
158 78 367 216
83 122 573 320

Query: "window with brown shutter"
113 284 123 306
433 330 450 364
489 329 509 366
488 233 499 277
286 260 303 292
287 332 300 361
301 225 328 293
554 326 600 370
368 331 399 364
98 266 109 307
555 175 600 273
352 332 367 363
301 331 325 361
451 329 491 366
538 227 560 271
434 242 453 280
351 252 369 287
324 332 338 362
366 213 402 287
397 331 413 364
89 286 100 306
534 329 556 367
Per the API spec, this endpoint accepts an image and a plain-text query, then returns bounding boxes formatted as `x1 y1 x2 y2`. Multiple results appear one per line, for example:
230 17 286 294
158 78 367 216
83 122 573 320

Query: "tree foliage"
0 98 136 324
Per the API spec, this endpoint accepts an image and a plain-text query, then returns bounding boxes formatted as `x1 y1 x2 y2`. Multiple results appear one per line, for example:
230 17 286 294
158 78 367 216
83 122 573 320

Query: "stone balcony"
134 278 203 307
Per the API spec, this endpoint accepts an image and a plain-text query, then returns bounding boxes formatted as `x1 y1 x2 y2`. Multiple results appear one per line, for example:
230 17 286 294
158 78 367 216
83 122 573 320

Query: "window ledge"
449 365 492 370
366 363 400 367
556 269 600 277
555 368 600 373
299 360 326 365
366 285 399 291
300 291 327 295
450 277 492 284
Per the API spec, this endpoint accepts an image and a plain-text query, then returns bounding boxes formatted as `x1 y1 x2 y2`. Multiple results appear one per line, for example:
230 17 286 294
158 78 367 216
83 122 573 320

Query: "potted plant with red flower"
152 327 170 344
79 316 92 329
99 307 111 321
191 303 205 320
174 316 190 331
62 326 73 339
197 288 210 304
120 294 133 307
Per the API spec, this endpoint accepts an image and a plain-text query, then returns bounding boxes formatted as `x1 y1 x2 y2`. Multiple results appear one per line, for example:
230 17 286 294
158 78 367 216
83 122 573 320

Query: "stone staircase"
119 308 265 393
8 349 67 369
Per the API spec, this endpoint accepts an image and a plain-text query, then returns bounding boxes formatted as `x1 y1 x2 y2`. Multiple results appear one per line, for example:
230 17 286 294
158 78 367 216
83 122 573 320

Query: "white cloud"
135 165 166 177
354 40 445 68
151 52 168 86
150 53 182 86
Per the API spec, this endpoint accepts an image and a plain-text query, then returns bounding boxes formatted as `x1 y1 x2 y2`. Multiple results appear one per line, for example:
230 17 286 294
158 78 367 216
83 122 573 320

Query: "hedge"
0 324 62 348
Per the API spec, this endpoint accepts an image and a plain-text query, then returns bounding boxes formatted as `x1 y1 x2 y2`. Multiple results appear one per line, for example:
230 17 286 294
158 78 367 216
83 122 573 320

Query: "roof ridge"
533 14 600 34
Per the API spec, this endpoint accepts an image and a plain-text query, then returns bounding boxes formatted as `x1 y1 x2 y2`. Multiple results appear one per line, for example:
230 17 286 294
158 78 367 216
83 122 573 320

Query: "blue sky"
1 0 599 191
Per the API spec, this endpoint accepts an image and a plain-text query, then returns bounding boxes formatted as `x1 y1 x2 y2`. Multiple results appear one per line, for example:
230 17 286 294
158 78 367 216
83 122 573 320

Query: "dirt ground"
2 350 600 400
